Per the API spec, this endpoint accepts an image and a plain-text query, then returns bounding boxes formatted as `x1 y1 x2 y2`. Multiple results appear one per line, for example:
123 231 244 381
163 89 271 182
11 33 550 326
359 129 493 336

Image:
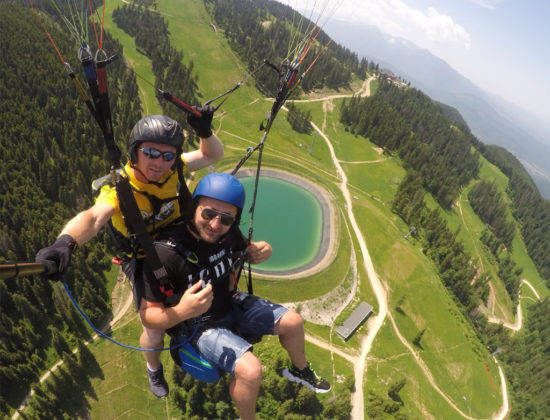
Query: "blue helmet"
193 173 245 209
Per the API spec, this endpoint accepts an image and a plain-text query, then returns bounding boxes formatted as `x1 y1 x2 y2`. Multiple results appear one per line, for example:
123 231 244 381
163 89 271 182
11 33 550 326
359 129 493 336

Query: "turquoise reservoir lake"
239 176 323 272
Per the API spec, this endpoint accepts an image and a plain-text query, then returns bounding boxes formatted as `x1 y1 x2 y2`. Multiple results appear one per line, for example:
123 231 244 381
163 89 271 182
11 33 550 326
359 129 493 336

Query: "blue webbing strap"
62 282 197 351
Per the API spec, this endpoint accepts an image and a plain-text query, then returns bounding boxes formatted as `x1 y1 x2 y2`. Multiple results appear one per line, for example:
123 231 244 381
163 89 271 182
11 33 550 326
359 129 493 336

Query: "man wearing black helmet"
139 173 330 419
35 108 223 397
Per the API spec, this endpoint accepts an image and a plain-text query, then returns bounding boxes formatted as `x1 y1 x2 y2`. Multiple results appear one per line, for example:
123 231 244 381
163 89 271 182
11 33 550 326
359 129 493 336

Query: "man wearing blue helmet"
139 172 330 419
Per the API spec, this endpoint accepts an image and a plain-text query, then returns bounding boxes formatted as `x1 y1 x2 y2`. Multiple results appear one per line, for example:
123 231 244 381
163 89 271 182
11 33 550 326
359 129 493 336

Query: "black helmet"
128 115 184 162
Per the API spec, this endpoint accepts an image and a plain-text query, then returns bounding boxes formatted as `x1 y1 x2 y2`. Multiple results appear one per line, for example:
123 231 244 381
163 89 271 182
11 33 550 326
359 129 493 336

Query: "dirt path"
311 118 471 418
289 76 376 104
487 279 541 332
303 76 512 419
12 272 134 419
456 192 542 333
310 119 388 419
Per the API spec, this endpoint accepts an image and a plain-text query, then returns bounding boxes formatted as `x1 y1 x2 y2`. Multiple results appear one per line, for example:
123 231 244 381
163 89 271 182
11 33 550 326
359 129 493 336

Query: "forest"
340 80 480 209
1 0 550 418
468 180 516 250
205 0 371 96
0 3 142 412
340 79 550 286
348 80 549 418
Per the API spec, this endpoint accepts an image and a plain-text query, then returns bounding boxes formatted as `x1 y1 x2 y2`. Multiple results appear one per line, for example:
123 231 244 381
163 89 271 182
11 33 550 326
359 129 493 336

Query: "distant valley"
322 18 550 199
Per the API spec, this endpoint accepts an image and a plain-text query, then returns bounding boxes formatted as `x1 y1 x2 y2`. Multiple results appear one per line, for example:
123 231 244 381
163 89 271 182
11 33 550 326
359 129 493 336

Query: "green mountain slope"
2 0 549 418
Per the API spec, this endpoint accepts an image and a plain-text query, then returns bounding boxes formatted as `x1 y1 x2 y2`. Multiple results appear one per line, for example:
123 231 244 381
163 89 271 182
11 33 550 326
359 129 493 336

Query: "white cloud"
350 0 471 49
423 7 471 48
290 0 472 50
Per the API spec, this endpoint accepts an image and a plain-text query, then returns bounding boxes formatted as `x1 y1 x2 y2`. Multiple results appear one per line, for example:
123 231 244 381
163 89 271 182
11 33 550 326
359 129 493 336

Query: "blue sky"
285 0 550 125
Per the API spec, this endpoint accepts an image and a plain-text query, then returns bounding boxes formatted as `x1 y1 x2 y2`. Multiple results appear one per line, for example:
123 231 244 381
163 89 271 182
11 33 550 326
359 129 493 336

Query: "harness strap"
154 227 249 306
93 168 188 257
78 44 121 168
156 233 248 286
95 50 120 167
115 175 174 296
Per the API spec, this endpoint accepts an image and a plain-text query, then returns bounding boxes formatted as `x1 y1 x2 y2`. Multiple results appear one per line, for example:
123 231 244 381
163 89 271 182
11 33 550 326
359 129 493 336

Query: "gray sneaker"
282 362 331 393
147 364 169 398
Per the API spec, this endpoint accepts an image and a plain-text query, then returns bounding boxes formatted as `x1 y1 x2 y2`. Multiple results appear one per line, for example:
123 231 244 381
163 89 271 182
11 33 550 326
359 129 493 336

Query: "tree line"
392 172 489 310
340 79 480 209
286 102 313 134
500 297 550 418
469 180 522 302
474 145 550 284
468 180 516 250
205 0 371 98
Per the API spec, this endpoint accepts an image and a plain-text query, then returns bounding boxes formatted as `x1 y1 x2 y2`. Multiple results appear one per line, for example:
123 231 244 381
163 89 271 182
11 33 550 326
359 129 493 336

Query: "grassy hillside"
14 0 549 418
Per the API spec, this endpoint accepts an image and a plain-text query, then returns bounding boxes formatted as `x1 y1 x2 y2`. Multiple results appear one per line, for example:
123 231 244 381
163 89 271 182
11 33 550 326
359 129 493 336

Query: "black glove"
187 105 214 138
35 234 77 280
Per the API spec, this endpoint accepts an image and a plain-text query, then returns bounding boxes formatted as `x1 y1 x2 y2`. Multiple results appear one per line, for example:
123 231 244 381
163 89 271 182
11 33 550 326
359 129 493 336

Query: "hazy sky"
284 0 550 124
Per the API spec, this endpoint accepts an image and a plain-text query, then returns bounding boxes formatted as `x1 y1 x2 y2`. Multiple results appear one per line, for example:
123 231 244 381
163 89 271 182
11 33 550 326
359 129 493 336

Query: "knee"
277 310 304 334
234 352 262 385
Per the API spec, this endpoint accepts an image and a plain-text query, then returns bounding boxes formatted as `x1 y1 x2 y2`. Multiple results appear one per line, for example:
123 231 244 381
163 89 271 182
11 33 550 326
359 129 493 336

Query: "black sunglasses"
139 147 177 162
200 207 235 226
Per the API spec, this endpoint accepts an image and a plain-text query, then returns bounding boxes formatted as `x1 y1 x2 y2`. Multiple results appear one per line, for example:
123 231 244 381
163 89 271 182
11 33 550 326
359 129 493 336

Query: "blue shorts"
195 292 288 375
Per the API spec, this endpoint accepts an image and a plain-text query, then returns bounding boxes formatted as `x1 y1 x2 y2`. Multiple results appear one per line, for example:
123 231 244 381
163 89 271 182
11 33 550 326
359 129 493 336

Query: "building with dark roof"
335 302 373 341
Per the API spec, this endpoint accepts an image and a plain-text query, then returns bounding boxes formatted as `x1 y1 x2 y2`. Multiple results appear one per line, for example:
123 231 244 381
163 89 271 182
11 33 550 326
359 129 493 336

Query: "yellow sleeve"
95 184 120 212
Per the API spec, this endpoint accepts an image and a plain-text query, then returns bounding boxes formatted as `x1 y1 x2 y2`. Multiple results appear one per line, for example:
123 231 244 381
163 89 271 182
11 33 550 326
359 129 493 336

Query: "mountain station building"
335 301 373 341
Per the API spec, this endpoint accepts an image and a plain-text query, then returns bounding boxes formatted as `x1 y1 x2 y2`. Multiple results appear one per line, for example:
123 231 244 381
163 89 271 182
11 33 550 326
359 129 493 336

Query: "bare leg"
140 325 165 370
230 351 262 420
274 310 307 369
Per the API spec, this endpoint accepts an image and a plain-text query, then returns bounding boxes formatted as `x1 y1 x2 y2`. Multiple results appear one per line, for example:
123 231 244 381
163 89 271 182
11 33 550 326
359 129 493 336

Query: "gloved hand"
187 105 214 138
35 234 77 280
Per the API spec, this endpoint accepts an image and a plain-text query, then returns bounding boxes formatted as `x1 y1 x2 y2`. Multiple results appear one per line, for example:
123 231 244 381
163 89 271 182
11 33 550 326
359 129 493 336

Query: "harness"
155 227 249 295
154 228 249 343
92 167 192 296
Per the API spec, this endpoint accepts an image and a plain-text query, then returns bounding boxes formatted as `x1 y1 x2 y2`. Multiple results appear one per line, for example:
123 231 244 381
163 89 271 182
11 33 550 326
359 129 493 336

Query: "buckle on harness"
160 285 174 296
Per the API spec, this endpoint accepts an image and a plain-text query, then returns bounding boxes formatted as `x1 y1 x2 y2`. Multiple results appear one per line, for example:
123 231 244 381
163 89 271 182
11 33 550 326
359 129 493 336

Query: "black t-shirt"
142 223 248 320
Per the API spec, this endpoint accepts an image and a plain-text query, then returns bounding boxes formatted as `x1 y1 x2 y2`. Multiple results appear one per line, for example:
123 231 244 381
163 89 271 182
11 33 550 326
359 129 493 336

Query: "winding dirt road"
302 78 515 419
487 279 541 332
457 194 541 333
309 119 387 418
